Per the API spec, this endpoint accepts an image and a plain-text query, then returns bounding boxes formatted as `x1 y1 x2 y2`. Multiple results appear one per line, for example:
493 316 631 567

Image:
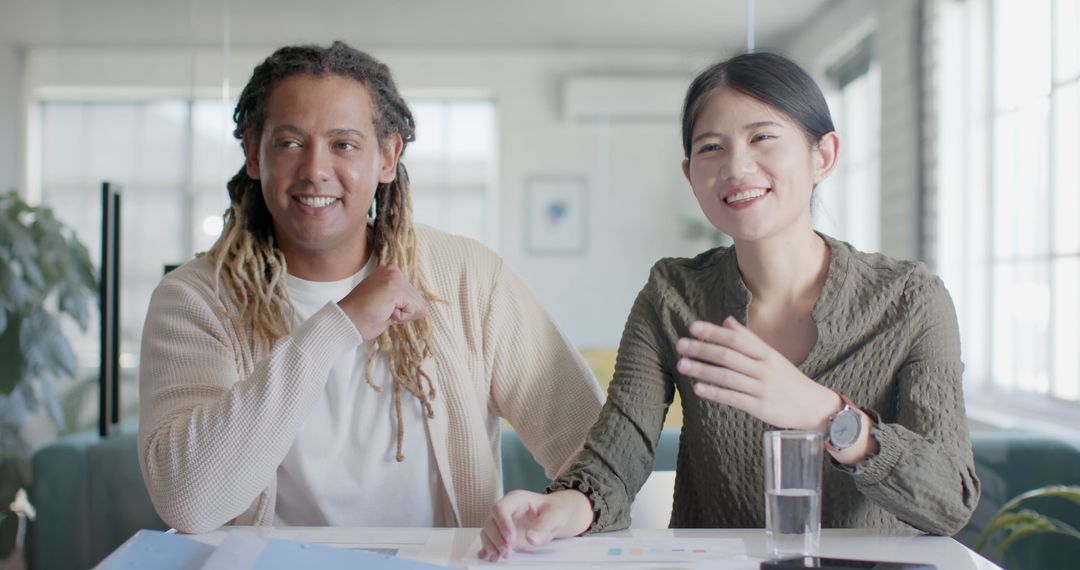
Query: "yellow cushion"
580 348 683 428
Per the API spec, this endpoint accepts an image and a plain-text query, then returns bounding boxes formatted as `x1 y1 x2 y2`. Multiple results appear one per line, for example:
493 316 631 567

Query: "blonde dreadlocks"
201 41 438 461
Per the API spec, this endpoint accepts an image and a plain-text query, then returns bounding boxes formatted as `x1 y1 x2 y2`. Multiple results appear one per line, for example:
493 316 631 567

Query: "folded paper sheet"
97 529 450 570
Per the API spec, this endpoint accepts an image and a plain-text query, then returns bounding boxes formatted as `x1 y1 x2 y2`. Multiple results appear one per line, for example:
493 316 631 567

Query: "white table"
183 526 1004 569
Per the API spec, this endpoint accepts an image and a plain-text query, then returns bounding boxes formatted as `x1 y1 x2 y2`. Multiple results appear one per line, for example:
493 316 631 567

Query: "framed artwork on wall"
525 176 587 255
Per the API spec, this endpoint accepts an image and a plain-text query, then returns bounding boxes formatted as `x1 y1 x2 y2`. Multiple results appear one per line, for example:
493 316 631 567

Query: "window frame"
936 0 1080 421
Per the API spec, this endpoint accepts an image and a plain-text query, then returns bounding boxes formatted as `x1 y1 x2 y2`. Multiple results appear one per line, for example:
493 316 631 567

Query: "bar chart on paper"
467 537 751 569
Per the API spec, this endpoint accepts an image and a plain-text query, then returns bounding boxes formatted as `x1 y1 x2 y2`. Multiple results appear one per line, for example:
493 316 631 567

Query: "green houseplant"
975 485 1080 564
0 191 98 558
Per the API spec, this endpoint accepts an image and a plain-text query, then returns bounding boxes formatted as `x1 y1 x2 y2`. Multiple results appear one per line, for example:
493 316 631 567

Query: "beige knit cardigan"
138 225 604 533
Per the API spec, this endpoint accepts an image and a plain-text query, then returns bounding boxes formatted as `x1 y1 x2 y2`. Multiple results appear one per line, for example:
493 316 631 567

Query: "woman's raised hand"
675 316 839 430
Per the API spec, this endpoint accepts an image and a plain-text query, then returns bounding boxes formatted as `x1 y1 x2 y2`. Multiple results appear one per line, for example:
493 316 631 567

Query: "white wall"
780 0 876 77
0 47 19 193
382 49 716 348
19 0 929 352
875 0 925 262
23 46 722 348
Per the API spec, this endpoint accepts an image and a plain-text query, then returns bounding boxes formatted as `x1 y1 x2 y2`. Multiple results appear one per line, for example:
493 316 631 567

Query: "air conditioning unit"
562 75 690 122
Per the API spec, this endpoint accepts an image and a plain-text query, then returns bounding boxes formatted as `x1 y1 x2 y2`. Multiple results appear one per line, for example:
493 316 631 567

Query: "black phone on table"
760 556 937 569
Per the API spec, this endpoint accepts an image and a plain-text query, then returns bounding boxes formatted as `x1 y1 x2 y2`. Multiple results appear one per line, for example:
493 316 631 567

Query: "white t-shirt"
273 258 441 526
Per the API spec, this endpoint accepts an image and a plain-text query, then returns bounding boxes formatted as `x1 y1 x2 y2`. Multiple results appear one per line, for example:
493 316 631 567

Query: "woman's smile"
723 187 772 209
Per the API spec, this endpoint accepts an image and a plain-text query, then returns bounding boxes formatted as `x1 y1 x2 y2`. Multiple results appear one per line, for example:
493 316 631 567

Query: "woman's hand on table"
477 489 593 562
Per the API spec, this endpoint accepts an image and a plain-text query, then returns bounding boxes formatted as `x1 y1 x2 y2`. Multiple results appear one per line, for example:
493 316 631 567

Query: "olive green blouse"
550 234 980 536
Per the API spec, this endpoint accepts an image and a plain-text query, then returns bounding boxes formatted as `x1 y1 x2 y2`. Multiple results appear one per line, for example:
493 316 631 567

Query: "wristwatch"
825 393 862 451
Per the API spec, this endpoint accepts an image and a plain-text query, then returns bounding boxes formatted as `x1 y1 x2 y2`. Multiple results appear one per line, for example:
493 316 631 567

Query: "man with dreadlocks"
137 42 604 534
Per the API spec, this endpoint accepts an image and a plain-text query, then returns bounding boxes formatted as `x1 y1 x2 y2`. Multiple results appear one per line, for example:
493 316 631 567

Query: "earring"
367 194 378 226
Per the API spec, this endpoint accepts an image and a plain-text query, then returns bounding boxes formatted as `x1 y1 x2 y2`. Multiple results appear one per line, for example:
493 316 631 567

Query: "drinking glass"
763 429 823 556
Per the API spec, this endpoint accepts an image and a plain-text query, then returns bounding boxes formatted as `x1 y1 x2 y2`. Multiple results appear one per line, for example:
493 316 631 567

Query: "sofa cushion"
956 429 1080 569
28 420 166 570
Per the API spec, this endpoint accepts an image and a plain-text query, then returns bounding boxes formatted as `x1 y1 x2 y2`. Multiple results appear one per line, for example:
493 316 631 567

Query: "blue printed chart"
467 537 748 568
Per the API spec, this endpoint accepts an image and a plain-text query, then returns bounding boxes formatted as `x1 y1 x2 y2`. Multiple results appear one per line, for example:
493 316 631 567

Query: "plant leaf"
991 511 1080 558
0 261 33 311
31 219 65 290
0 392 28 434
18 312 76 381
48 330 79 380
999 485 1080 513
978 485 1080 549
17 381 37 414
71 238 100 293
0 196 20 248
0 314 25 395
19 250 46 291
0 262 14 312
18 315 46 381
977 508 1080 556
58 283 91 331
36 374 64 432
11 215 44 297
0 191 98 436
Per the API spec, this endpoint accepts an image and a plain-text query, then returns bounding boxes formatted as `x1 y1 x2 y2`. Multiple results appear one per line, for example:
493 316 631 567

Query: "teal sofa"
957 430 1080 569
28 426 1080 570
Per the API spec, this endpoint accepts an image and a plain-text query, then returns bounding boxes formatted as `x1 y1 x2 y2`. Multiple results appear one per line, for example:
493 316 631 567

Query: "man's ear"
379 133 404 183
812 131 840 184
243 131 261 180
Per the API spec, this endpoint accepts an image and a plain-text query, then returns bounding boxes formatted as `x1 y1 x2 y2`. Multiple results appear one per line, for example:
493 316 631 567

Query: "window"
407 99 498 249
936 0 1080 404
36 95 498 416
815 41 881 254
40 99 206 391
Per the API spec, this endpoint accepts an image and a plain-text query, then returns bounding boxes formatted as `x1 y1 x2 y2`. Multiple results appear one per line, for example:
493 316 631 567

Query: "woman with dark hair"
138 41 603 534
479 52 979 559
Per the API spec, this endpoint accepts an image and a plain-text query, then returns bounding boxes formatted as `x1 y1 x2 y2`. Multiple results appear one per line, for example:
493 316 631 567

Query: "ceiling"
0 0 832 51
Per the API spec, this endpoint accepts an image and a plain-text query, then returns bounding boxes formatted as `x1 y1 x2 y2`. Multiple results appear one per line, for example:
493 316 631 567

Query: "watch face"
829 410 861 449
